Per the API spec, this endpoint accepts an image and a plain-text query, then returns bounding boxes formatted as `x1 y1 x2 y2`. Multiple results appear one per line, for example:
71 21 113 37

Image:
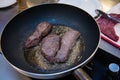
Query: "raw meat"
97 14 120 41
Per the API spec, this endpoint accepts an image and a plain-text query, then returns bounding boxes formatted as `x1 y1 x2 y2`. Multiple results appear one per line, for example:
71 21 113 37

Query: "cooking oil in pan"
24 25 84 73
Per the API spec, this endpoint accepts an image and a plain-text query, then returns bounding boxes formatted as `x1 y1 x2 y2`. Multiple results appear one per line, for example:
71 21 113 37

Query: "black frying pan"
1 3 100 79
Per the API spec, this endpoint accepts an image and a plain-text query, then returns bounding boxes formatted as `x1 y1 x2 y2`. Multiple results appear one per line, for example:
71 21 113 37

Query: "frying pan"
0 3 100 79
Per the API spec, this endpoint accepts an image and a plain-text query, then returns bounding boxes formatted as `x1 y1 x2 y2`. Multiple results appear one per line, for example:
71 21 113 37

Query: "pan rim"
2 38 100 76
0 3 101 77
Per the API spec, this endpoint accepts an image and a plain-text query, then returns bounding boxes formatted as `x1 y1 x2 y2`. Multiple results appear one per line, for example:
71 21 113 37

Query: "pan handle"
73 68 92 80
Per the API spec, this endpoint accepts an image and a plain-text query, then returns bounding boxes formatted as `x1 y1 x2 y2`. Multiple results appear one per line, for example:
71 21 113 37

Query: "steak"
41 34 60 63
25 22 52 48
97 14 120 41
55 30 80 63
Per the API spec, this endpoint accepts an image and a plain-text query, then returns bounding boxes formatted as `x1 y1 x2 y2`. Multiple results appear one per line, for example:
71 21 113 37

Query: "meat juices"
25 22 52 48
25 21 81 63
41 34 60 63
55 30 80 63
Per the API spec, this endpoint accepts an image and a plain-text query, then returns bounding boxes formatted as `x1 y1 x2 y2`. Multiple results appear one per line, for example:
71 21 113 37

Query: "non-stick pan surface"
1 3 100 74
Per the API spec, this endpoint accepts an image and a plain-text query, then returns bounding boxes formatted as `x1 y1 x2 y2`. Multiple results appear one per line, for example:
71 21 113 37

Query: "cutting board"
100 3 120 49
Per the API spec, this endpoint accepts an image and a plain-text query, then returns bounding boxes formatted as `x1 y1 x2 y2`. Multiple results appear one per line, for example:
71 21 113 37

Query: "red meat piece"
97 13 120 41
55 30 80 63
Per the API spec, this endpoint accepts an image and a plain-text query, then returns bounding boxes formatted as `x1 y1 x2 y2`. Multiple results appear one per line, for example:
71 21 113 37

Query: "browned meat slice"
25 22 52 48
97 14 120 41
41 34 60 63
55 30 80 63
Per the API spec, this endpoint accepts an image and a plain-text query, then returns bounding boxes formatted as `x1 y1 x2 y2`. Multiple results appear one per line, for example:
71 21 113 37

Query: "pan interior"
24 25 85 73
1 4 100 74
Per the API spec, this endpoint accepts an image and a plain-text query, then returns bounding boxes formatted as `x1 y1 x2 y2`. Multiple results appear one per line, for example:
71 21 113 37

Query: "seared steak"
25 22 52 48
55 30 80 63
41 34 60 63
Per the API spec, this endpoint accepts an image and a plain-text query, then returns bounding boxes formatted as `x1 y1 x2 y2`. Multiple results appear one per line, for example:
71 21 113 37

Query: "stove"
1 48 120 80
29 48 120 80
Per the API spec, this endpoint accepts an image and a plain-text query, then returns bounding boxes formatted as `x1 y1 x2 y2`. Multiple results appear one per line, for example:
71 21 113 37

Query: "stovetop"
1 48 120 80
14 48 120 80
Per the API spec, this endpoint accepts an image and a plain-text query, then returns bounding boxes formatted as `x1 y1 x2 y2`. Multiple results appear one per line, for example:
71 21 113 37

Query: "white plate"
0 0 16 8
58 0 102 17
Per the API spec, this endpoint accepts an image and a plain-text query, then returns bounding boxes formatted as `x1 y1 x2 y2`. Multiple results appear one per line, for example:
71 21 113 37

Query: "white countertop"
0 54 31 80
